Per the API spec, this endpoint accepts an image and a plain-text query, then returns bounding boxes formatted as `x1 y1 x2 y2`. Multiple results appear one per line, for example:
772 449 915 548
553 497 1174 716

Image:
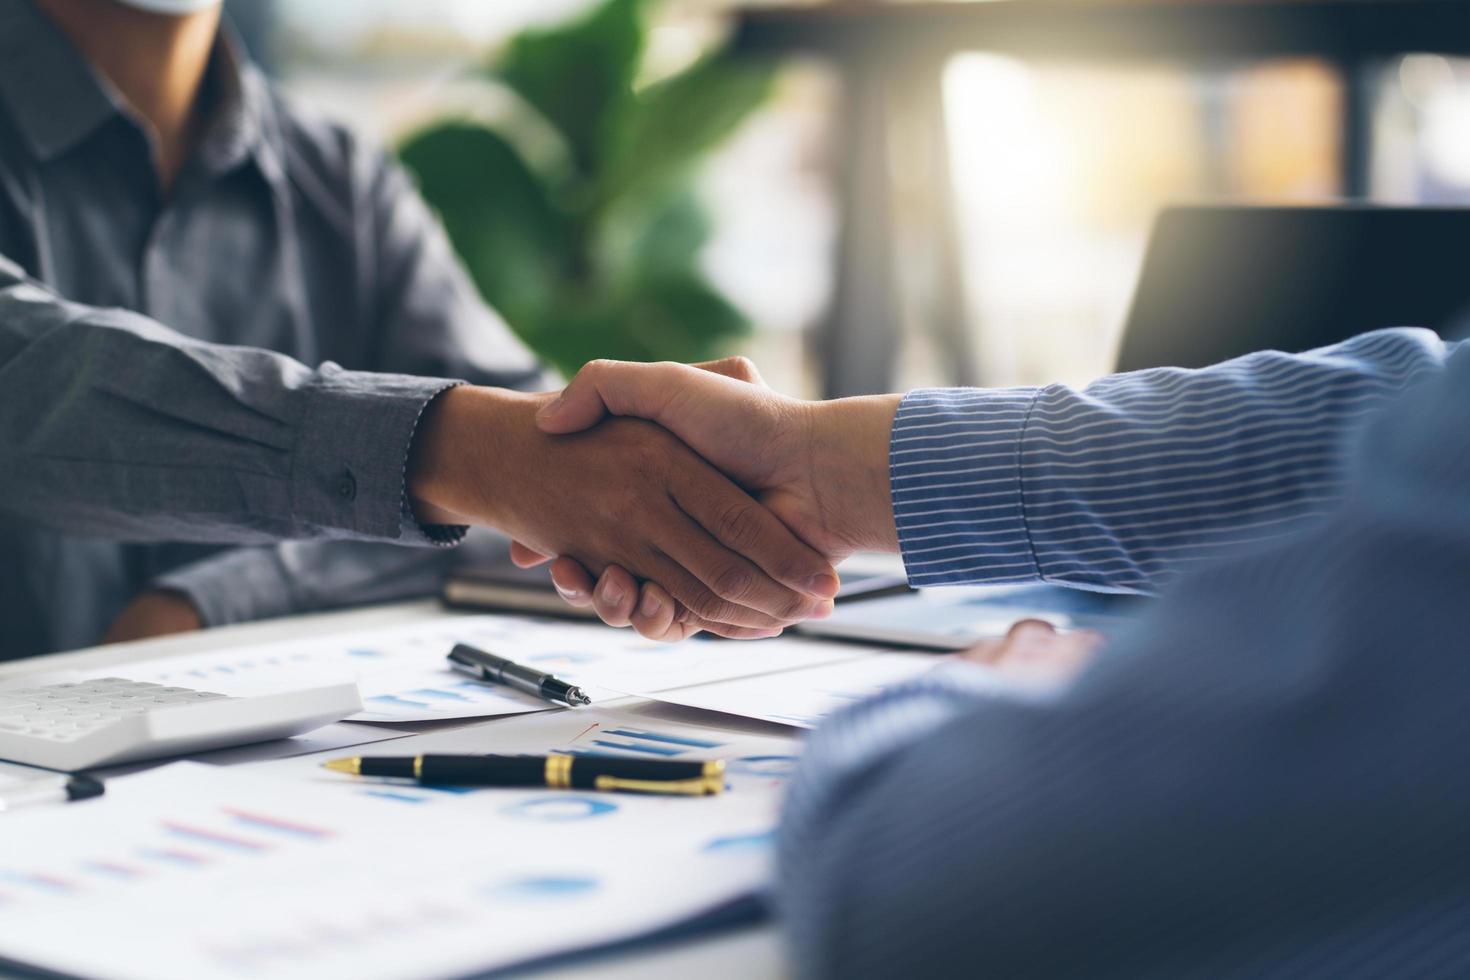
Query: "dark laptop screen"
1115 205 1470 373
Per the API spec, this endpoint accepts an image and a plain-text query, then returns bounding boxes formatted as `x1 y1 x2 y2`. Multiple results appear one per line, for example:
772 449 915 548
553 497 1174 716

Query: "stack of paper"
98 614 865 724
0 708 796 980
624 652 949 729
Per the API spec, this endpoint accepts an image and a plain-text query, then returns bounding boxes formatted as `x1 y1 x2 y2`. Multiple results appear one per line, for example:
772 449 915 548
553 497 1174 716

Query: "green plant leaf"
598 54 775 211
403 2 766 377
528 273 750 377
626 273 750 362
593 188 711 288
489 0 645 178
628 191 711 277
399 121 567 330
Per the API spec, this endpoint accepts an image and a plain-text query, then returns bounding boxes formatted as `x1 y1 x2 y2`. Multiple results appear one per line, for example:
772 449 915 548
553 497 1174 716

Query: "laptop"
1115 204 1470 372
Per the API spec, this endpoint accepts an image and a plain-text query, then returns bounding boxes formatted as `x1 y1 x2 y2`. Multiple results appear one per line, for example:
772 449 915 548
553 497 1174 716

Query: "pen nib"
321 757 361 776
566 687 591 707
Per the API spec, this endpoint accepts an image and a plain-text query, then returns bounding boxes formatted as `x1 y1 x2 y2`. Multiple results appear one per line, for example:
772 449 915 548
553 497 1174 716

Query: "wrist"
407 385 544 527
807 394 902 554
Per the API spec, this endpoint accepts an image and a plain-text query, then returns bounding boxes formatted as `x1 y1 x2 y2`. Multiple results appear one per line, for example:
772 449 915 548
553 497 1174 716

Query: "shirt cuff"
152 547 296 628
889 387 1042 587
290 365 467 546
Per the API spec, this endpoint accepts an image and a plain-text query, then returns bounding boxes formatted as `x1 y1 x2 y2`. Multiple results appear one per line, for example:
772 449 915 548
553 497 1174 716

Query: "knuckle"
602 492 636 526
709 562 758 603
771 552 813 589
725 356 759 382
773 590 811 622
716 501 765 552
689 588 739 623
583 358 619 378
625 430 671 467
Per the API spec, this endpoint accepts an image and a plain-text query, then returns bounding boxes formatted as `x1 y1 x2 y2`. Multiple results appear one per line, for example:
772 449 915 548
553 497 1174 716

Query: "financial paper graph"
103 613 857 726
0 805 336 906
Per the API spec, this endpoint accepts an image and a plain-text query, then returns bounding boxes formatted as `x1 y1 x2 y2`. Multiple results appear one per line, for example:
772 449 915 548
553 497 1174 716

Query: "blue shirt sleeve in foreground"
781 342 1470 978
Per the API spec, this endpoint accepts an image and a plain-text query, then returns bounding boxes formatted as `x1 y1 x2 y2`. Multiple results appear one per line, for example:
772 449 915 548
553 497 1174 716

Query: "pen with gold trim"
323 753 725 796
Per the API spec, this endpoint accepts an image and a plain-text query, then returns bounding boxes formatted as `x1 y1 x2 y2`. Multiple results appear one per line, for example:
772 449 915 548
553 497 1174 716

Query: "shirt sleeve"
149 142 558 627
891 327 1456 590
780 344 1470 978
0 253 464 545
150 537 465 628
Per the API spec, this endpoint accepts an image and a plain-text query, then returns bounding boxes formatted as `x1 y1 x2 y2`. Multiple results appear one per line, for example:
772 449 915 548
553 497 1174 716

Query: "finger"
548 557 596 607
536 360 682 435
628 581 678 640
1006 618 1058 641
641 540 794 630
697 621 785 640
691 356 764 386
654 508 817 627
592 565 641 628
956 638 1007 665
510 541 553 568
664 600 784 640
670 472 839 604
626 587 772 643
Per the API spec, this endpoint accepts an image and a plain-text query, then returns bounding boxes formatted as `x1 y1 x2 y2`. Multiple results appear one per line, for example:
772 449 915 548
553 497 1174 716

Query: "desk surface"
0 602 789 980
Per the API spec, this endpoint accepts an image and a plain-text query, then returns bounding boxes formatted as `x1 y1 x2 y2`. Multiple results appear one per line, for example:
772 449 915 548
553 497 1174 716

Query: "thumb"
535 360 676 434
691 355 766 388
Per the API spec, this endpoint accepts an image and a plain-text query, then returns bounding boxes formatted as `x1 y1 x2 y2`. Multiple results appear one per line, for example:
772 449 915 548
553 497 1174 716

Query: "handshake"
408 358 905 642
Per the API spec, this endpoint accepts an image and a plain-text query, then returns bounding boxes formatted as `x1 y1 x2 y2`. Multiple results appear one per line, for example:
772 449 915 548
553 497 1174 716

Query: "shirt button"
337 470 357 502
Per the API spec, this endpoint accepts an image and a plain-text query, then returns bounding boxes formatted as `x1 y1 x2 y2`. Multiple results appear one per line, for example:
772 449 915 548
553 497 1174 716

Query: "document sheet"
629 652 956 729
0 707 798 980
94 614 863 723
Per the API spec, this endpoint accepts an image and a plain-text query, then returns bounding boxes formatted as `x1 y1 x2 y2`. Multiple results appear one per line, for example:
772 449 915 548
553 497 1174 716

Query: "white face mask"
111 0 222 13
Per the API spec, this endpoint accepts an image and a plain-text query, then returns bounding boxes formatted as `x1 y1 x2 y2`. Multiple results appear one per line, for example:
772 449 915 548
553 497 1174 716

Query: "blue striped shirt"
890 328 1455 591
780 328 1468 978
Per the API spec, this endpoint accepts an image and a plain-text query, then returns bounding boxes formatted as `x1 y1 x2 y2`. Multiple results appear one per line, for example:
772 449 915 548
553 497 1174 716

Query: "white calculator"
0 677 362 771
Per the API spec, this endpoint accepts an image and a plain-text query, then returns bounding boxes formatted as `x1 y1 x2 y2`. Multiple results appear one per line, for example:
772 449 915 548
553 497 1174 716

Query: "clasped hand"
508 358 904 641
408 383 842 640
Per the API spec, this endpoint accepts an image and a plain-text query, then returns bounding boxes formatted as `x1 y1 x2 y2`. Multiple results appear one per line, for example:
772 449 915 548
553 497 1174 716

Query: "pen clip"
447 657 485 680
447 644 496 681
591 774 724 796
446 645 481 669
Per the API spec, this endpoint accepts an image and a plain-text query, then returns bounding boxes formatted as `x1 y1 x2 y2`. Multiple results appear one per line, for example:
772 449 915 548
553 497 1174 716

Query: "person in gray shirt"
0 0 839 658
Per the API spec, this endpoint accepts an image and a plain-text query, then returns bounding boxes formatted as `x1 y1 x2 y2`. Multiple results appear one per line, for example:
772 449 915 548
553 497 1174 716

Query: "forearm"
0 256 466 544
892 328 1455 590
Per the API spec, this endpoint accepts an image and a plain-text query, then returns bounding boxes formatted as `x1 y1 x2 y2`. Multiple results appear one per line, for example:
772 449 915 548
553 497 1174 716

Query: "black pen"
447 643 591 707
0 773 104 813
323 753 725 796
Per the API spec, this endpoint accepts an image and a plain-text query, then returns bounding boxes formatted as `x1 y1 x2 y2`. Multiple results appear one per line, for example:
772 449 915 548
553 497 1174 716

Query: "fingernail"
638 591 662 619
535 393 565 422
554 581 583 601
600 578 625 606
805 573 840 599
810 599 835 620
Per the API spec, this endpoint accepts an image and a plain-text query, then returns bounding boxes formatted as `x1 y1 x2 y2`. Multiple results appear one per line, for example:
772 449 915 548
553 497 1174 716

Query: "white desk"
0 601 790 980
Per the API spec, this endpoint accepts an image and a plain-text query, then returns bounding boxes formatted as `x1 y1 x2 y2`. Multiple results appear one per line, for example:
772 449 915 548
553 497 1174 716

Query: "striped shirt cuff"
890 387 1042 587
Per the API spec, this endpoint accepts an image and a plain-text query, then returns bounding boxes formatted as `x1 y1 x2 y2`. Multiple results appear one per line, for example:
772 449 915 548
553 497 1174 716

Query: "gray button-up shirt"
0 0 547 658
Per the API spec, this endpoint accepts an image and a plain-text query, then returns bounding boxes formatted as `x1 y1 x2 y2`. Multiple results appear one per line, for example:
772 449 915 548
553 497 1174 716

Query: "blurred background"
228 0 1470 396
